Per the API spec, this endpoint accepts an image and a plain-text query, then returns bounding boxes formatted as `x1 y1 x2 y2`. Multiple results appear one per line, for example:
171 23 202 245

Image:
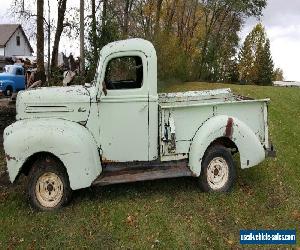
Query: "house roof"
0 24 34 53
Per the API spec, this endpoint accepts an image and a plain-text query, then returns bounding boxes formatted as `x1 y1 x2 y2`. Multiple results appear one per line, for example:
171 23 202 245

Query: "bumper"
265 144 276 158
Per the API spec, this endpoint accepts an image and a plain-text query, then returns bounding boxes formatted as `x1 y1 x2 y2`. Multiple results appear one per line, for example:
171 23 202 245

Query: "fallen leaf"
126 215 136 226
227 240 234 245
292 210 300 220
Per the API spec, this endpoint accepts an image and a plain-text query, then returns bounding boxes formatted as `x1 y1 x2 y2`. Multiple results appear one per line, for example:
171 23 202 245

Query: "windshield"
4 65 14 74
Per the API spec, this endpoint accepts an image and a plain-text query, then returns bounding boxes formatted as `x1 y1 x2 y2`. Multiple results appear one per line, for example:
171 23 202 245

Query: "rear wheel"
28 157 72 211
4 86 13 96
199 145 236 192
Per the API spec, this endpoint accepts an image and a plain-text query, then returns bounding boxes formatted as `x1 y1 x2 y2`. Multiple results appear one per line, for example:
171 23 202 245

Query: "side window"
16 36 20 46
16 68 23 75
105 56 143 90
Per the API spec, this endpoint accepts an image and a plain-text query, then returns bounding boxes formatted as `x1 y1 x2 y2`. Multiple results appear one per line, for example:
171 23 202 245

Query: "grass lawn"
0 82 299 248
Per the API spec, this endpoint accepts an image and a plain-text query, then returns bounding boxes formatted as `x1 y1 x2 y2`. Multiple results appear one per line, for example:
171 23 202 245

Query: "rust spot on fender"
5 154 16 161
224 117 233 139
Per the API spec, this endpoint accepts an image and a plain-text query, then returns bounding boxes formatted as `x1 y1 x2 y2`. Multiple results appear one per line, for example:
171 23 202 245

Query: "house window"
16 36 20 46
104 56 143 90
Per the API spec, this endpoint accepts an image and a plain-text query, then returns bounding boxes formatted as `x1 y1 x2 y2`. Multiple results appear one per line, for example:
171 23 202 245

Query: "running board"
92 161 193 186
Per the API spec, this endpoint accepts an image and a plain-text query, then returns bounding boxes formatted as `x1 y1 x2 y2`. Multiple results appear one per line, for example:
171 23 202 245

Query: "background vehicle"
0 65 25 96
3 39 275 211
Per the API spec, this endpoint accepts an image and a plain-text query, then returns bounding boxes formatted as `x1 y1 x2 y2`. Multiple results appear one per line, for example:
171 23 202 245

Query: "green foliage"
255 39 274 85
227 59 240 83
238 35 254 83
48 68 64 86
154 32 191 82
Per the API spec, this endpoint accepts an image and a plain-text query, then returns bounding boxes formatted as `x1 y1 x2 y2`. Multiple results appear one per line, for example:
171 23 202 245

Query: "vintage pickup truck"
3 39 275 210
0 65 25 96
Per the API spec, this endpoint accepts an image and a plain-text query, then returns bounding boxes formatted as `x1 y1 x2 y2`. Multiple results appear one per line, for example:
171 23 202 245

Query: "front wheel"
28 157 72 211
199 145 236 192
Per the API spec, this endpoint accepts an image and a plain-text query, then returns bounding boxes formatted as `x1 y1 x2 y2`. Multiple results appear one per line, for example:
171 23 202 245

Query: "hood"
16 85 91 123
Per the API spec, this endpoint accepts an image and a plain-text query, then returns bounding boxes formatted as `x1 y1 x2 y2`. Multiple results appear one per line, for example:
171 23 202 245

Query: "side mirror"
102 81 107 96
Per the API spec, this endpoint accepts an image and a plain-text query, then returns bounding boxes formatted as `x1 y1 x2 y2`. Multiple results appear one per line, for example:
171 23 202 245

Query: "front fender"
189 115 265 176
0 80 14 91
3 118 101 190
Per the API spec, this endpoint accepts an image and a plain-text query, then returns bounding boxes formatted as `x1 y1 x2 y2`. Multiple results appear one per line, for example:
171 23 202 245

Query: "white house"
0 24 33 57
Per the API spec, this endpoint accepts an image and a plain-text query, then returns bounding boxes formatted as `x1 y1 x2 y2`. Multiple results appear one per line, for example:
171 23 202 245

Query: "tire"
199 145 236 192
28 156 72 211
4 86 13 96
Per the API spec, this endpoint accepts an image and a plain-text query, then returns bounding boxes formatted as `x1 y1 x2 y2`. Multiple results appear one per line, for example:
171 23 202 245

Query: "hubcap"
35 172 64 208
207 157 229 190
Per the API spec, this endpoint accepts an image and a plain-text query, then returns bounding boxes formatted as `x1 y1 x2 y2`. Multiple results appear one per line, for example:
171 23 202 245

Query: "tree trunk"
122 0 133 38
102 0 107 34
154 0 163 33
91 0 98 63
51 0 68 70
80 0 85 75
36 0 45 79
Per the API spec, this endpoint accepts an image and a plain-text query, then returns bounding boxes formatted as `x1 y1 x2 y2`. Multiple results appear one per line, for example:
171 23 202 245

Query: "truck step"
92 161 193 186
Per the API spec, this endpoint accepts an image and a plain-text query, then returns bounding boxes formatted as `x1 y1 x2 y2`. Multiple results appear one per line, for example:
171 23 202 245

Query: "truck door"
99 53 149 162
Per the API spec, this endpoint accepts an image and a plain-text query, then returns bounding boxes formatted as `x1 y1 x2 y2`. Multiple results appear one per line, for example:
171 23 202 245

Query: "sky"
0 0 299 81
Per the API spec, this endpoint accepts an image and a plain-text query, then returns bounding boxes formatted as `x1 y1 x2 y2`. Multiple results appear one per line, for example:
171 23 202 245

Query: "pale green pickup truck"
3 39 275 211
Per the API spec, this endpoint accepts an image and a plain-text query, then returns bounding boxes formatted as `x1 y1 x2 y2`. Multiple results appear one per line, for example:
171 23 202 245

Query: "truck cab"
3 39 275 211
0 64 25 96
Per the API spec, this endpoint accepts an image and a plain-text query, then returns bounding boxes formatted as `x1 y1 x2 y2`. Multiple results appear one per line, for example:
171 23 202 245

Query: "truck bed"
158 88 269 161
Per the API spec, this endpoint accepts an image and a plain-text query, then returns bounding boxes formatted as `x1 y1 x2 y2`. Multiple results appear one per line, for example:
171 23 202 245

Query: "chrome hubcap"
207 157 229 190
35 172 64 208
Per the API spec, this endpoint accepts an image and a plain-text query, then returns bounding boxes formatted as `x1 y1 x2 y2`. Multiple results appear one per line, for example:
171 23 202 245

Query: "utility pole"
36 0 46 83
80 0 85 75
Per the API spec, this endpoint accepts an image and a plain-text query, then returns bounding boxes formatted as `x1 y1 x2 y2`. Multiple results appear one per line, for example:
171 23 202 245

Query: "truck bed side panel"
159 100 268 160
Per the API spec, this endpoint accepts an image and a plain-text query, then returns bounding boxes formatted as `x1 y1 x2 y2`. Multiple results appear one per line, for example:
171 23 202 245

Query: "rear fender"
189 115 265 176
3 118 101 190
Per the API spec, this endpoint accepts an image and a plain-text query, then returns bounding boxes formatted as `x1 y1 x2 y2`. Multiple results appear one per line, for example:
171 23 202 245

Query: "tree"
273 68 284 81
238 33 254 83
238 23 274 85
51 0 68 70
255 38 274 85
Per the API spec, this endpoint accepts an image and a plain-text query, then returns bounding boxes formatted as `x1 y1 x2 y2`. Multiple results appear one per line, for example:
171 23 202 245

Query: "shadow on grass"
71 177 198 204
70 165 267 207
